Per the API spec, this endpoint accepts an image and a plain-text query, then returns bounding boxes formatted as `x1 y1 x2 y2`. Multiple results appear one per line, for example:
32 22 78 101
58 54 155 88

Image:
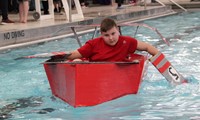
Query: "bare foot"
19 20 23 23
21 20 27 23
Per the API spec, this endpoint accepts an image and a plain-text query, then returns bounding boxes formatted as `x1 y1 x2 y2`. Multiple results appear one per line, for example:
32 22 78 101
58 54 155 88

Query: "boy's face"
101 26 120 46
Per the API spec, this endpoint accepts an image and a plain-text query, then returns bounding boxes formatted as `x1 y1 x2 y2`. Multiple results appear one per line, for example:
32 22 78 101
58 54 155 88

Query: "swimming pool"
0 11 200 120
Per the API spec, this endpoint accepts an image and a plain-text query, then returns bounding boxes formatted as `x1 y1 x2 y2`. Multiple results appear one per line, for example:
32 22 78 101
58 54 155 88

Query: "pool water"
0 12 200 120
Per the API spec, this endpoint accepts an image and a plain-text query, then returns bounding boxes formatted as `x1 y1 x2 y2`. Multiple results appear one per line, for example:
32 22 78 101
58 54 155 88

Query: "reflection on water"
0 12 200 120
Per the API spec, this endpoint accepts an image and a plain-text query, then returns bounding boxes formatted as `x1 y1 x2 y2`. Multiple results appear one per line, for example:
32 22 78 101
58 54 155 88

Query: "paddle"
15 51 71 60
149 51 188 85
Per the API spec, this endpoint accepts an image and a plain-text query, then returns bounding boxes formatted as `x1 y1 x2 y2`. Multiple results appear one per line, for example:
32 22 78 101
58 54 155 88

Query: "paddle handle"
149 52 187 85
15 51 71 60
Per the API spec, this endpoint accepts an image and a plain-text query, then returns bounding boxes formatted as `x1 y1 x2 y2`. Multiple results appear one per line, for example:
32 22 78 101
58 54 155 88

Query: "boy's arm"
137 40 159 56
67 50 83 60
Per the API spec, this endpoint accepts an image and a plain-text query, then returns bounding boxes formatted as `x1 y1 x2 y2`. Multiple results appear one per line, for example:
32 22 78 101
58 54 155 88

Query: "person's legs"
42 0 49 14
19 2 24 22
0 0 14 24
8 0 12 12
23 1 29 23
79 0 85 4
29 0 35 11
117 0 122 7
58 0 62 12
53 0 62 13
0 0 9 20
53 0 59 12
79 0 85 7
19 0 29 23
84 0 89 7
116 0 124 9
13 0 19 13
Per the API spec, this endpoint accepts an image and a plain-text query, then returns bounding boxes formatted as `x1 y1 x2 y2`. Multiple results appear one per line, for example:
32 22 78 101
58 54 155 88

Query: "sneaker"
1 19 15 25
117 6 124 9
59 12 64 15
44 11 49 15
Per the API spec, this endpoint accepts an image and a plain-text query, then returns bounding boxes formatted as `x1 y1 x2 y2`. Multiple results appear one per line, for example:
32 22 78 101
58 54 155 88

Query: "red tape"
152 53 165 66
158 61 171 73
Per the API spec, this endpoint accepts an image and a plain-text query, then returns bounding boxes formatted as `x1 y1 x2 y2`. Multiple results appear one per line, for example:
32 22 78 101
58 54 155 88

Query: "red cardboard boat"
17 23 185 107
43 54 148 107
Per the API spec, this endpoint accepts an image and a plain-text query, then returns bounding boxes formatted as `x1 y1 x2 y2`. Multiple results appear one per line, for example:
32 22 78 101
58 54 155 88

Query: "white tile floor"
0 5 159 32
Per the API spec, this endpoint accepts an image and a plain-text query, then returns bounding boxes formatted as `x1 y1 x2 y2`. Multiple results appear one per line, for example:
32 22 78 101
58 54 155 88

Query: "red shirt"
78 36 138 62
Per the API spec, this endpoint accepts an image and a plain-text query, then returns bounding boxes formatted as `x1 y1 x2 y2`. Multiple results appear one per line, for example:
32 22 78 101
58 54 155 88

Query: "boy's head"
100 18 117 32
100 18 120 46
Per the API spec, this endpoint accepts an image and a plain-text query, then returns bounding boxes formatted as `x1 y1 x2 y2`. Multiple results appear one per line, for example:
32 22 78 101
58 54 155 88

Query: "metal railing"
143 0 187 11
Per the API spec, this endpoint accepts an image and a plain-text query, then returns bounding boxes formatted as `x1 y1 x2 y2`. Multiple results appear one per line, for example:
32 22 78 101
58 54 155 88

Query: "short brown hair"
100 18 117 32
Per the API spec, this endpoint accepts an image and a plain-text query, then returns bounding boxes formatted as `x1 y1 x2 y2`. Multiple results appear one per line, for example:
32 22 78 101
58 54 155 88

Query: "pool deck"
0 2 199 51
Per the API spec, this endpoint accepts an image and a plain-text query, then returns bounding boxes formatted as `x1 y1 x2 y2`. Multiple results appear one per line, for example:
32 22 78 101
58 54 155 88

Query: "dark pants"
0 0 8 20
8 0 18 12
97 0 111 5
79 0 85 3
42 1 49 14
116 0 123 7
29 0 35 11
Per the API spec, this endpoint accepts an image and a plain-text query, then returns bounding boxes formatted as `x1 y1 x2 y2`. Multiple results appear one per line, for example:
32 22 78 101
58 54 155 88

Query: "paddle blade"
149 51 187 85
15 51 71 60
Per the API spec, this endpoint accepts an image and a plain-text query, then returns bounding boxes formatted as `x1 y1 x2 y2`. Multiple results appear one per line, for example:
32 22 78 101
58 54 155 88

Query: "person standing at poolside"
0 0 15 24
42 0 49 15
79 0 89 8
116 0 124 9
63 18 159 62
53 0 62 13
18 0 29 23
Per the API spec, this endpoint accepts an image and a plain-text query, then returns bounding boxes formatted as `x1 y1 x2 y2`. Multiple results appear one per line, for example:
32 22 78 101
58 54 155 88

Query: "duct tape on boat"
149 52 186 84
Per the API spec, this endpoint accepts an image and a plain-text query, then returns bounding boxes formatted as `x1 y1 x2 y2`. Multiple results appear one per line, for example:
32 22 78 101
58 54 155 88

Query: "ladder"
34 0 84 22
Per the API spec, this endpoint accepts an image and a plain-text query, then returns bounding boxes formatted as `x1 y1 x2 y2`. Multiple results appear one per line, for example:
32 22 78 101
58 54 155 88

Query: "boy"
66 18 158 61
